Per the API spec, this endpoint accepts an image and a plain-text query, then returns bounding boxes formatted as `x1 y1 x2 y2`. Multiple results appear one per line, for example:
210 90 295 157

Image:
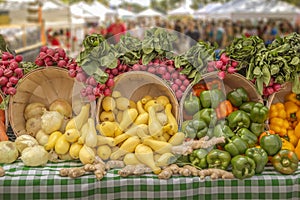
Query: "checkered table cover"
0 160 299 200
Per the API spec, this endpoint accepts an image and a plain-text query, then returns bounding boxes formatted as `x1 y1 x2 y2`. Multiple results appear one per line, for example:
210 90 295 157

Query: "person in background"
185 20 200 47
106 17 127 44
50 32 61 47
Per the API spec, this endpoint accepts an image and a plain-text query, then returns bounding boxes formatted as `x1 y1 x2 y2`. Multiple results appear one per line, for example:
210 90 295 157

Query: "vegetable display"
0 28 300 182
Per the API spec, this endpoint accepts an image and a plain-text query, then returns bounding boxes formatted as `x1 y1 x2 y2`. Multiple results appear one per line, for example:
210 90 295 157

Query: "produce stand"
0 28 300 200
0 160 299 199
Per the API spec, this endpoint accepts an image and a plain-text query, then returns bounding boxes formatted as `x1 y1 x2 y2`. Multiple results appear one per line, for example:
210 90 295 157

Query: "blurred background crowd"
1 0 300 60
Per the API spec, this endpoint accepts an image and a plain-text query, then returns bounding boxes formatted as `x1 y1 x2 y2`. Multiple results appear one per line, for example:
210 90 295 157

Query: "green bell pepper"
224 136 248 156
199 89 225 108
184 93 201 115
250 122 265 137
271 149 299 175
236 128 258 148
239 101 256 115
227 110 251 130
231 155 256 179
213 124 235 139
206 149 231 170
250 102 269 123
260 133 282 156
206 128 214 139
227 87 249 107
199 90 211 108
245 147 268 174
184 119 208 139
189 149 208 169
193 108 217 127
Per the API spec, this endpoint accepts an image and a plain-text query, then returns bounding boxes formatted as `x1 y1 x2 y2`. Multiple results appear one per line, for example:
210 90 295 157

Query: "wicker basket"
96 71 179 124
180 72 263 123
8 67 75 136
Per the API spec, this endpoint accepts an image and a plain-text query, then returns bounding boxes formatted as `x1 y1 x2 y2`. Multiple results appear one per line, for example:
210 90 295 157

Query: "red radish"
1 86 7 93
88 77 98 86
6 87 16 95
162 72 171 80
171 84 179 91
207 65 215 72
6 81 13 87
165 60 174 65
0 69 3 77
231 61 238 68
132 64 140 71
56 48 66 58
174 79 182 86
40 46 48 53
221 65 227 71
183 79 190 87
266 87 274 96
0 61 9 67
76 72 87 82
39 52 47 59
109 73 114 79
1 53 9 61
68 63 76 70
93 87 102 96
140 65 148 71
106 78 114 87
167 65 175 73
85 85 93 95
227 66 237 74
76 66 83 72
171 71 179 79
157 66 166 75
46 48 55 56
0 76 8 85
14 68 23 76
220 53 230 64
53 54 60 62
14 55 23 63
179 74 187 81
273 83 281 92
268 77 274 86
263 87 268 97
105 68 111 73
57 60 67 68
9 61 19 70
218 71 226 80
147 66 156 74
175 90 183 99
87 94 96 102
68 69 77 78
111 68 119 75
35 59 44 66
9 76 19 85
215 61 223 69
103 88 112 96
98 84 106 90
180 85 186 91
45 61 54 66
4 69 13 77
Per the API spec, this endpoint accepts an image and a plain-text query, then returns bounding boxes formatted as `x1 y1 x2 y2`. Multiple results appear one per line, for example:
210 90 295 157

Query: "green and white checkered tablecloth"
0 160 299 200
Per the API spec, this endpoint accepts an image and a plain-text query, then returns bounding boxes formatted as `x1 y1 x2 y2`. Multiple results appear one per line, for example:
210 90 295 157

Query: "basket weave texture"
8 67 74 136
96 71 179 124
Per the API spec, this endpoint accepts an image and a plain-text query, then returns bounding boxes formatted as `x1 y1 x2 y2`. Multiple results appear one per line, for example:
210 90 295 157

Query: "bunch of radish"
131 58 190 100
35 46 69 67
251 77 281 98
0 52 24 95
207 53 239 79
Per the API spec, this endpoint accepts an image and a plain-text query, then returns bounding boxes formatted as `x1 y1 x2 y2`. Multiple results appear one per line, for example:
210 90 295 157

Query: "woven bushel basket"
180 72 264 123
8 67 74 136
96 71 179 124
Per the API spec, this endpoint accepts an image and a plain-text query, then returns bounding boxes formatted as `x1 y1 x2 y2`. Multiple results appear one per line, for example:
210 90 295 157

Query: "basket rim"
8 66 72 137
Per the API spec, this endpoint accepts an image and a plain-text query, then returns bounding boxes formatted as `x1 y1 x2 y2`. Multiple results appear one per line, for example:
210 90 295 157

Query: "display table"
0 160 299 200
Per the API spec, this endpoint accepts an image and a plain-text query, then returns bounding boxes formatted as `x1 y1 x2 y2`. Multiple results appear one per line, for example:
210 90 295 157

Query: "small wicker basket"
8 67 75 136
180 72 263 123
96 71 179 124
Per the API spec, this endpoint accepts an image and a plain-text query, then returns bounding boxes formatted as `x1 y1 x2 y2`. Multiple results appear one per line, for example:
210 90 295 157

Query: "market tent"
194 3 223 18
137 8 163 17
207 0 300 20
70 2 99 23
167 5 194 16
117 8 136 20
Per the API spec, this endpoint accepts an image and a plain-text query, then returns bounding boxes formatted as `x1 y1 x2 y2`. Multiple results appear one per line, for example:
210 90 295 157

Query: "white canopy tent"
167 5 194 16
117 8 136 20
70 2 99 23
137 8 163 17
207 0 300 20
194 3 223 19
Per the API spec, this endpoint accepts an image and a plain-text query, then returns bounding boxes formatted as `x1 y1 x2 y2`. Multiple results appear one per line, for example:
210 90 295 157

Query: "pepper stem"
281 158 290 167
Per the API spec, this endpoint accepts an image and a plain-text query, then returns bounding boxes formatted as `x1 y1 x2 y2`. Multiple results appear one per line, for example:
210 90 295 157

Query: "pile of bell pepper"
180 80 299 179
269 92 300 160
